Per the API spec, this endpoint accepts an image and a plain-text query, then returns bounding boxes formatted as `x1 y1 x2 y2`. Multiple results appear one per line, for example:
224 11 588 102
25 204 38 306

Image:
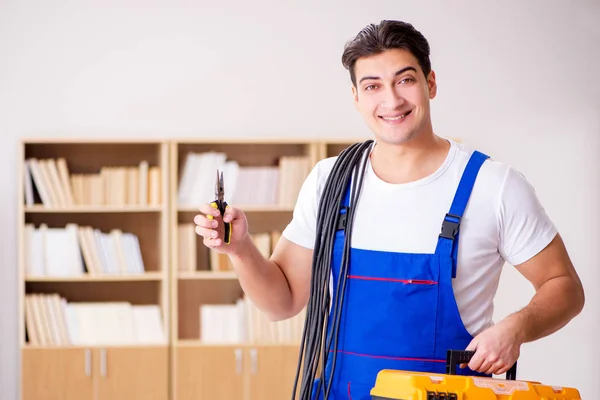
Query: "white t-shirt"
281 139 557 336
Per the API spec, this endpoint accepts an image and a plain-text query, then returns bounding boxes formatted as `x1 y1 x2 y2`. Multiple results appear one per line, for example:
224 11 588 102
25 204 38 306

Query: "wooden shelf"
175 340 302 347
176 340 237 347
178 205 293 213
25 272 164 282
22 342 168 349
177 271 237 280
19 140 171 354
25 205 163 213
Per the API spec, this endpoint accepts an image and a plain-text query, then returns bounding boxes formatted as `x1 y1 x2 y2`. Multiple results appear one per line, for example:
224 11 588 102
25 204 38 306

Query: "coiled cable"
291 139 374 400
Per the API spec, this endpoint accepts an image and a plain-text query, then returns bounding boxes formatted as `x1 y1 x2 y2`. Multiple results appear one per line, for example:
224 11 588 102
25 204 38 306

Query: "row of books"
200 296 306 345
24 223 145 277
25 293 166 346
177 151 311 208
177 223 282 272
24 157 161 207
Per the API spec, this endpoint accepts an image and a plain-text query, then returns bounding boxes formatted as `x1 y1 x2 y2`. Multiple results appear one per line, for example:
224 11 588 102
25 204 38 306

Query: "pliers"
208 169 232 244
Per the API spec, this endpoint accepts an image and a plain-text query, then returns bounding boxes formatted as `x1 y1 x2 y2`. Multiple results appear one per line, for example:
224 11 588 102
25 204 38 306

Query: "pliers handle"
208 199 232 244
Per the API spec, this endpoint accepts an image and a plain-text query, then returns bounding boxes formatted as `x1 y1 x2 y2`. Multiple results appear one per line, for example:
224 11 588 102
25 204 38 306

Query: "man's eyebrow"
358 66 418 84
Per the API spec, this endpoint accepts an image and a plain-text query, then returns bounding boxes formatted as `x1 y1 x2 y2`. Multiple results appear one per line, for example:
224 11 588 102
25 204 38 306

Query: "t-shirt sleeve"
280 161 321 249
498 167 558 266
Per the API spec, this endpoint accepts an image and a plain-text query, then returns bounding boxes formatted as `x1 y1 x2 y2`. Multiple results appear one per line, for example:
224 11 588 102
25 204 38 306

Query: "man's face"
352 48 437 145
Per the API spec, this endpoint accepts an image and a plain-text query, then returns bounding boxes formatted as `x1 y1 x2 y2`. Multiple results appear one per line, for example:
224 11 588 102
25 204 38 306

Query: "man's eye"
399 78 415 84
365 85 378 90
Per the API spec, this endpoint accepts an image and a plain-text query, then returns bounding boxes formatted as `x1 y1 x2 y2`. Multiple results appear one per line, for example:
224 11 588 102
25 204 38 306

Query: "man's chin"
374 129 417 145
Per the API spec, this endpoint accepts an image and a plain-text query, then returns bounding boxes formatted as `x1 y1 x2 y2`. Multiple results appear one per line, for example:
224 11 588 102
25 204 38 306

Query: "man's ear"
352 85 359 107
428 70 437 99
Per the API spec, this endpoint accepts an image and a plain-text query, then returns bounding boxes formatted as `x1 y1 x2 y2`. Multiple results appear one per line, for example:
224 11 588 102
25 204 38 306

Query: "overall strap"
435 150 489 278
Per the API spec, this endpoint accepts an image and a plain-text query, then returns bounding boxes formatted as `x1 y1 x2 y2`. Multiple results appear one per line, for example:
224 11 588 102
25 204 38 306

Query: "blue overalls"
312 150 490 400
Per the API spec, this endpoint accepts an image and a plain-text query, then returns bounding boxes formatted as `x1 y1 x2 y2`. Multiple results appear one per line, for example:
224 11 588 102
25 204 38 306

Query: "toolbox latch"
427 391 457 400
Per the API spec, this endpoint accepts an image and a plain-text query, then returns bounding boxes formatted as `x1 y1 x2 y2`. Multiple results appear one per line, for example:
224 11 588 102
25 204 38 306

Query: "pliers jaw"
208 169 232 244
215 169 225 203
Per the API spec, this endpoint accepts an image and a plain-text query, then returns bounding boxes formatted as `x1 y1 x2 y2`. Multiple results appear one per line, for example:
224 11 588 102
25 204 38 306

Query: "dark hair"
341 20 432 87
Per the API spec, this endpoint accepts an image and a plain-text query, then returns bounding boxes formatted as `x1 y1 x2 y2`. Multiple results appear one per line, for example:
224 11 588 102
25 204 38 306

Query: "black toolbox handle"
445 350 517 380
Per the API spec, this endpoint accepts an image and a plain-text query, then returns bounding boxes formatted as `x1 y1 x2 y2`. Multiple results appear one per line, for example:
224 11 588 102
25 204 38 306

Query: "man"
194 20 584 399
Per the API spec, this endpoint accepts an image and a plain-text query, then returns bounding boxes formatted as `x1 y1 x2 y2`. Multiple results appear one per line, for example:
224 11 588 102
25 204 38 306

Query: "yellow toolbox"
370 350 581 399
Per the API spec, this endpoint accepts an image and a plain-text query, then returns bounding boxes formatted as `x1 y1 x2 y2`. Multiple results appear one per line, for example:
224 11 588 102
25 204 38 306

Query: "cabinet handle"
85 348 91 377
234 348 242 375
250 348 258 374
100 348 107 377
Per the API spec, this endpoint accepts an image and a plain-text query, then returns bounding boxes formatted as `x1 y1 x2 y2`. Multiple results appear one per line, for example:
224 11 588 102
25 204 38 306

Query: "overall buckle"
439 213 461 239
337 206 349 230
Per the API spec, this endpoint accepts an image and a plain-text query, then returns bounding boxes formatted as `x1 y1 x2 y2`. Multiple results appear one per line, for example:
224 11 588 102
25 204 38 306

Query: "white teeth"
382 114 406 121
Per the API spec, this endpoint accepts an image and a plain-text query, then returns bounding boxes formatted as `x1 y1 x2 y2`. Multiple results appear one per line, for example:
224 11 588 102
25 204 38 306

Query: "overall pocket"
341 272 440 360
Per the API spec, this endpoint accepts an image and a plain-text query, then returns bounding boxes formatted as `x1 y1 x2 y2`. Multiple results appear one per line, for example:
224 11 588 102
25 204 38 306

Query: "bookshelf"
170 138 322 400
19 139 170 400
18 136 365 400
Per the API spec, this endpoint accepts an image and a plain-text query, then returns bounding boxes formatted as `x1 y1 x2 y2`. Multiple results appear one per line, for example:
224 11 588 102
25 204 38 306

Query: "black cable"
291 139 374 400
324 143 371 398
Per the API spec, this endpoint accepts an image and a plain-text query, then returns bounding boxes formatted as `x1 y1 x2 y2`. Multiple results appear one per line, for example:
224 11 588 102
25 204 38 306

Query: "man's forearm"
505 275 584 344
228 235 294 320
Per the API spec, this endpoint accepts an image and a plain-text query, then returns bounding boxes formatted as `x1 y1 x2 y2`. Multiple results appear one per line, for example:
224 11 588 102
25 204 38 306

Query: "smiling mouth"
379 110 412 121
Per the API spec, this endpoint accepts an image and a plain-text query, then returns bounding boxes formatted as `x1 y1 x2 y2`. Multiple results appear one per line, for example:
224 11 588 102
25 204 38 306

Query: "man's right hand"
194 203 249 255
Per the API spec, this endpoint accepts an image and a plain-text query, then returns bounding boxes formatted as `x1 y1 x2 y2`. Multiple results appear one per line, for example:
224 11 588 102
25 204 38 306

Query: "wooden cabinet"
95 347 169 400
246 345 301 400
22 346 168 400
22 347 95 400
175 345 245 400
175 344 300 400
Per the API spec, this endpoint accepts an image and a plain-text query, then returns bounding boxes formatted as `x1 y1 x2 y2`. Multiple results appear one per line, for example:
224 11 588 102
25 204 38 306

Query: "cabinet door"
176 345 245 400
21 347 95 400
247 345 301 400
95 346 168 400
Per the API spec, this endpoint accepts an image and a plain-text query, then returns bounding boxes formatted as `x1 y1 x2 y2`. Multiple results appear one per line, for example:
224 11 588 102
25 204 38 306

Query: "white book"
27 158 53 207
44 228 77 276
177 153 198 206
23 160 34 206
132 305 166 344
65 224 85 275
24 224 45 277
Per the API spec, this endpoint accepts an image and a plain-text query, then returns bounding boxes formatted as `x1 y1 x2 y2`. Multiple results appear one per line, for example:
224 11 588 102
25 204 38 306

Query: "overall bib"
312 150 490 400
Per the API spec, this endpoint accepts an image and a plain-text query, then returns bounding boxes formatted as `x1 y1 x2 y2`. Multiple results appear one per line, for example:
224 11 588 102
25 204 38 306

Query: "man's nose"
380 87 405 109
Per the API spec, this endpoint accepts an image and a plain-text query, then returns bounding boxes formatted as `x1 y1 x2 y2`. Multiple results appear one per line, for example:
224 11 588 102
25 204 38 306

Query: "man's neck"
370 133 450 184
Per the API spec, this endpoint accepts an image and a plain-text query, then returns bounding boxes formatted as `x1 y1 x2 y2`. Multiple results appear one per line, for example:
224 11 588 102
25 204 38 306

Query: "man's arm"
506 233 584 342
227 160 323 321
197 161 322 322
195 200 314 322
228 234 313 321
466 233 585 374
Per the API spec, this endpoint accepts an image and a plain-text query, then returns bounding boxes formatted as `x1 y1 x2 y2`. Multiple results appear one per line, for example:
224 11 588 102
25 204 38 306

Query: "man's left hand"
461 317 522 375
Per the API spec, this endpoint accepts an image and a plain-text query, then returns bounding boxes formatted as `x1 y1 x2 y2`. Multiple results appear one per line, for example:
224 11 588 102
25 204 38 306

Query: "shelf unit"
18 136 366 400
18 139 170 400
169 138 323 400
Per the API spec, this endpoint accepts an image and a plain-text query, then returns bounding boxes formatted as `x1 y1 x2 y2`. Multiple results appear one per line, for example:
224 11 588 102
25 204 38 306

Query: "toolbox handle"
446 350 517 381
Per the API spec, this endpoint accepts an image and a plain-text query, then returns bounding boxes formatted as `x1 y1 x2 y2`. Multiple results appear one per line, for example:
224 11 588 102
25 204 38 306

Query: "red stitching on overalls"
332 349 445 363
347 275 438 284
347 381 352 399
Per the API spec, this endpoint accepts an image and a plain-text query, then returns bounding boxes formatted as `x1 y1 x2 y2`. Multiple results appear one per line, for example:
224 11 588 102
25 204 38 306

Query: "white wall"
1 0 598 398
